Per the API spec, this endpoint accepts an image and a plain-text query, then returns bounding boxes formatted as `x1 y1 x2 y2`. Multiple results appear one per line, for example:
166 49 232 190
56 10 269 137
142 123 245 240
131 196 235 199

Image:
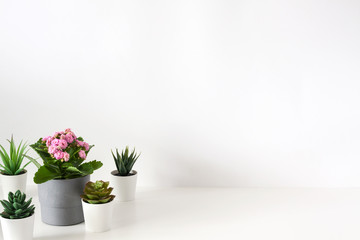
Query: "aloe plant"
81 180 115 204
0 190 35 219
111 146 140 176
0 136 34 175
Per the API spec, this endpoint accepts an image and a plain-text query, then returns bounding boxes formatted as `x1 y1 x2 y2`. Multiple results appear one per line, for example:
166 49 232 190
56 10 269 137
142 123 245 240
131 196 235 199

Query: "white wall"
1 0 360 187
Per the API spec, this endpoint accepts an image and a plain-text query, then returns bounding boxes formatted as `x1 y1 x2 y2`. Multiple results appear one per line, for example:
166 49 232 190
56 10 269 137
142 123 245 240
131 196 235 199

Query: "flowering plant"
30 128 102 184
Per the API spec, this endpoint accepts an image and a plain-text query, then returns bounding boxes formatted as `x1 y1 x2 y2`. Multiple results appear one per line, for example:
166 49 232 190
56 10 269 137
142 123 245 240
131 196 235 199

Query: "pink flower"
83 142 89 151
46 137 54 147
63 152 70 162
60 134 66 140
42 136 50 142
71 132 77 139
65 133 74 143
78 150 86 159
54 131 65 138
51 139 60 147
58 139 68 149
48 145 57 154
65 129 77 139
54 151 64 160
76 140 84 147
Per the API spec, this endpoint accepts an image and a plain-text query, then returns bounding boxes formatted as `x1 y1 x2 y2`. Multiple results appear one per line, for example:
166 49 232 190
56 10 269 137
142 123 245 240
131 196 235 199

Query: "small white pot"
82 200 114 232
0 214 35 240
111 170 137 202
0 170 27 198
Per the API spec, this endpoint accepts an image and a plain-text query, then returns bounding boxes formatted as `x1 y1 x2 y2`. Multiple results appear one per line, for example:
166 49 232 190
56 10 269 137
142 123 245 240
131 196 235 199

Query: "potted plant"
81 180 115 232
30 128 103 226
111 146 140 201
0 190 35 240
0 136 35 197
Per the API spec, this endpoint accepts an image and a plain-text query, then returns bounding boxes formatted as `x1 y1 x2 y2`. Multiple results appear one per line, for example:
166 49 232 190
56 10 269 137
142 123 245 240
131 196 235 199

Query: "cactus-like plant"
0 190 35 219
81 180 115 204
111 146 140 176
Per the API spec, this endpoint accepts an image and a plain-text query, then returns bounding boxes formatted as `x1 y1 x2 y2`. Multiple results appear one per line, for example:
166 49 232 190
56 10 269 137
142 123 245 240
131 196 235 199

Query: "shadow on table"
34 233 85 240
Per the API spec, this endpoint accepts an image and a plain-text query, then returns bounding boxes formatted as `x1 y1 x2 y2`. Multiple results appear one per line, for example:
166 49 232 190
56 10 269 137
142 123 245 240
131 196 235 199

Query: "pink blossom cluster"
42 128 90 162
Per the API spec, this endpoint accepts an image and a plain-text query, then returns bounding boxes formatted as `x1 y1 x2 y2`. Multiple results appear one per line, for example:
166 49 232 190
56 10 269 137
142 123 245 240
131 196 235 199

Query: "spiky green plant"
0 136 32 175
111 146 140 176
81 180 115 204
0 190 35 219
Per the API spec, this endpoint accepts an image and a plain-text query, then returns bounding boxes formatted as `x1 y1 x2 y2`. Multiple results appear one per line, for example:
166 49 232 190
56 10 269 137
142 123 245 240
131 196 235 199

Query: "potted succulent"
0 136 36 197
111 146 140 201
30 128 103 226
81 180 115 232
0 190 35 240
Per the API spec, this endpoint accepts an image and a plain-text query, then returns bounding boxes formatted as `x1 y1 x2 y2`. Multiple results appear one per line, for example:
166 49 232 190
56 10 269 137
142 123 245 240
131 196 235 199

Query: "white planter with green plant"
111 146 140 202
81 180 115 232
0 190 35 240
0 136 39 197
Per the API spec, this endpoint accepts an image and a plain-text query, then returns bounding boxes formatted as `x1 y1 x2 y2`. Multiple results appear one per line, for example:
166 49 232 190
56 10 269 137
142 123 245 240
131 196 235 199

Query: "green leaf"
45 160 61 172
78 160 103 176
15 141 29 171
33 166 60 184
128 152 140 173
8 192 14 202
14 191 21 199
65 166 82 174
4 209 15 215
29 142 52 164
0 145 11 172
83 193 99 200
15 209 24 215
20 193 26 203
1 200 14 211
111 150 120 173
8 136 15 172
21 199 32 209
13 202 22 209
14 168 25 175
85 145 94 155
67 148 83 167
0 163 12 175
24 155 41 169
21 160 32 170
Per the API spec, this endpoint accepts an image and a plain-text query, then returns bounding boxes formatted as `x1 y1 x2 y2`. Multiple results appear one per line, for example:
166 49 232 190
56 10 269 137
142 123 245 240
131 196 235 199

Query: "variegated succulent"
81 180 115 204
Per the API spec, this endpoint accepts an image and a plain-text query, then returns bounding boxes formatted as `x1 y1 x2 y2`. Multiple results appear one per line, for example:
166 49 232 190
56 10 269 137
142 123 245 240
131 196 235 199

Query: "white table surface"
0 186 359 240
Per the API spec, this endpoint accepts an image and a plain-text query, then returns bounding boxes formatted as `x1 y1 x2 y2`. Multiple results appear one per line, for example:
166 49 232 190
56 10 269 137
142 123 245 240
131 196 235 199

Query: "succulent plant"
0 190 35 219
111 146 140 176
0 136 34 175
81 180 115 204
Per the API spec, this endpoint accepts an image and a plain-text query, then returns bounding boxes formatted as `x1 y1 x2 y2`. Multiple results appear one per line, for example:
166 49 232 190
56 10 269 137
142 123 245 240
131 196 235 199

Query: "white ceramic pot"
0 214 35 240
82 200 114 232
0 170 27 198
111 170 137 202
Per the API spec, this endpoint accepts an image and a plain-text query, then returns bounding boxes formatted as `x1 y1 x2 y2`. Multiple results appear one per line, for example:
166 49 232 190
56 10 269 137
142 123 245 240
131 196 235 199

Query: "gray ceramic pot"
38 175 90 226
